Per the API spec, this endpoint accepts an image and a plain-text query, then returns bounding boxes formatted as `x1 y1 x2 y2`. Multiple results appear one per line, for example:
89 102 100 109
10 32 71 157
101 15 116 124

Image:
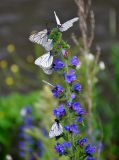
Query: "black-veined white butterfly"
54 11 79 32
49 119 63 138
29 29 53 51
35 51 53 69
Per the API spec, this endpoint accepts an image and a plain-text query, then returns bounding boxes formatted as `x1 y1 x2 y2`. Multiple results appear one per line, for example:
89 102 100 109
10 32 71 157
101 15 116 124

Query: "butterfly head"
50 50 53 55
55 119 59 124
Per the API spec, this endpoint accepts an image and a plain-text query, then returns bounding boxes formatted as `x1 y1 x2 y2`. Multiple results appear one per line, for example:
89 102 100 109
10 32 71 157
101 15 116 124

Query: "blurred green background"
0 0 119 160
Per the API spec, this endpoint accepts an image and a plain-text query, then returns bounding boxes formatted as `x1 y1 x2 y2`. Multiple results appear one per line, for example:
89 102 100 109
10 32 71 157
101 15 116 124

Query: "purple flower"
72 102 85 115
63 141 72 148
53 59 65 71
29 155 35 160
55 143 65 155
20 106 32 117
55 141 72 156
37 140 44 157
19 141 25 149
41 128 48 137
65 69 76 83
27 147 33 153
72 102 81 110
52 84 64 98
69 124 79 134
66 101 72 108
24 116 33 128
64 124 79 134
77 137 87 146
70 56 80 66
97 141 103 152
76 116 83 122
37 151 43 157
70 93 76 99
73 83 81 92
64 125 70 131
85 144 96 155
19 151 24 157
53 104 66 118
76 107 85 115
86 156 95 160
37 140 43 149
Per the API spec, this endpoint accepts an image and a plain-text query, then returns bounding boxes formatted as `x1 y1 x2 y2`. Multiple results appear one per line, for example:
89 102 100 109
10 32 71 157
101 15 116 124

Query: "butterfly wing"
59 17 79 32
54 11 61 26
49 122 63 138
43 39 53 51
29 29 48 44
42 67 53 75
35 52 53 69
29 29 52 51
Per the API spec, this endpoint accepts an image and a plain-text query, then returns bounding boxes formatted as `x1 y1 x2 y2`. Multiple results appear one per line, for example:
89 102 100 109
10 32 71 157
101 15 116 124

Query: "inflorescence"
19 106 44 159
29 11 96 160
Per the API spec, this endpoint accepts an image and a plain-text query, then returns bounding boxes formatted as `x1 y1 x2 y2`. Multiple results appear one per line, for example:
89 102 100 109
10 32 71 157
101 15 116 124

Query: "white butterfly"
29 29 53 51
54 11 79 32
35 52 53 69
49 120 63 138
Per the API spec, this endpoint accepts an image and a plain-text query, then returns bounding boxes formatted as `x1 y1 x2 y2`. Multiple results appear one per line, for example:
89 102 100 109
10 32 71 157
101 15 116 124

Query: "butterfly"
35 51 53 70
29 29 53 51
54 11 79 32
49 119 63 138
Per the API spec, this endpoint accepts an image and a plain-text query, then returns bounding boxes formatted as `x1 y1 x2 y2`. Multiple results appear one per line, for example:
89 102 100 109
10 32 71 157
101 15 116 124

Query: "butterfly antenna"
54 10 61 26
42 80 54 87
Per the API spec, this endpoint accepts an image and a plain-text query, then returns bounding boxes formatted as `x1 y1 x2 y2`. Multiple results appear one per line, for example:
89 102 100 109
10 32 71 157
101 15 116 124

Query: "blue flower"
70 93 76 99
20 106 32 117
86 156 95 160
76 116 83 122
73 83 81 92
52 84 64 98
24 116 33 128
37 151 43 157
64 124 79 134
37 140 43 149
85 144 96 155
77 137 87 146
69 124 79 134
53 104 66 118
63 141 72 148
37 140 44 157
72 102 85 115
97 141 103 152
41 128 48 137
55 141 72 156
70 56 80 66
19 141 25 149
55 143 65 155
76 107 85 115
64 125 70 131
19 151 24 157
26 147 33 153
65 69 76 83
66 101 72 108
53 59 65 71
29 155 35 160
72 102 81 110
19 125 25 138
